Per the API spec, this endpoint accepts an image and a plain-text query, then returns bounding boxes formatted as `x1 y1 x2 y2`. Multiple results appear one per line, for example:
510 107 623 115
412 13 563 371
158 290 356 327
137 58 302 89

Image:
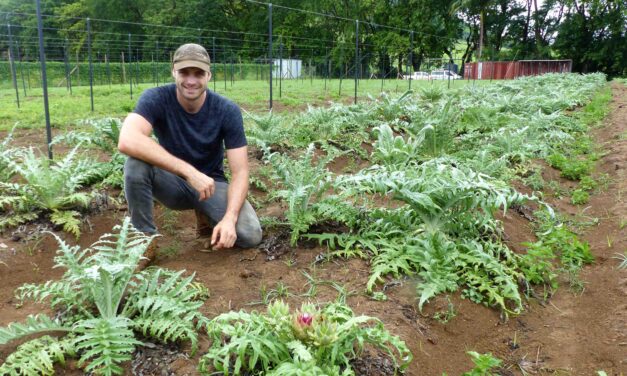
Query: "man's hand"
211 217 237 250
186 170 215 201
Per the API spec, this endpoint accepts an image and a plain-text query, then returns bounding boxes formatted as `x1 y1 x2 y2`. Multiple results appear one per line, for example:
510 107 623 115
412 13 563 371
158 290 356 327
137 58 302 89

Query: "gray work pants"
123 157 262 248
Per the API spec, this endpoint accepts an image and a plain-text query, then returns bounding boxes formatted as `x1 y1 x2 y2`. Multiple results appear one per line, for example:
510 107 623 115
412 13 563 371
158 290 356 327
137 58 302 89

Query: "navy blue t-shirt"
133 84 246 182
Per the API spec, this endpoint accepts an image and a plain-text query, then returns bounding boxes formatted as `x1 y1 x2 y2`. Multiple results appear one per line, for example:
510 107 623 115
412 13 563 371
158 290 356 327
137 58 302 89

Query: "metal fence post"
156 41 160 85
409 31 413 90
223 49 227 91
151 53 155 86
279 36 282 98
135 48 140 87
212 37 216 92
16 40 26 97
36 0 52 159
230 51 234 86
447 56 452 89
339 52 344 97
87 18 94 111
64 39 72 93
128 33 133 99
268 3 273 110
380 50 384 92
26 47 31 90
354 19 359 104
106 50 111 86
324 47 328 92
7 24 20 108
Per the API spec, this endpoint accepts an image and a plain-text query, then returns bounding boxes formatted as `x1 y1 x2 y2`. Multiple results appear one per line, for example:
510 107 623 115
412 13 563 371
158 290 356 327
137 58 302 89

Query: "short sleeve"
132 88 163 126
223 104 247 149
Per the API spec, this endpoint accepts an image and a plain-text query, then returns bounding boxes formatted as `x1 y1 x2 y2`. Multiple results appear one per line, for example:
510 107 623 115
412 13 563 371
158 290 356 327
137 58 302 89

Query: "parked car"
412 71 430 80
402 71 430 80
430 70 461 80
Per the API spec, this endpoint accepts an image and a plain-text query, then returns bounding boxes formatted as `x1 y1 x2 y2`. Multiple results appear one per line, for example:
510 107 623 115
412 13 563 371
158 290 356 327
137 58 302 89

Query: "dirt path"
524 82 626 374
495 82 626 375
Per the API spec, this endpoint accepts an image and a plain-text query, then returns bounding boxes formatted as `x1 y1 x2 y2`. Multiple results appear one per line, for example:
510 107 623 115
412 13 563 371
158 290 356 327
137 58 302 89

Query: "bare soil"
1 83 625 375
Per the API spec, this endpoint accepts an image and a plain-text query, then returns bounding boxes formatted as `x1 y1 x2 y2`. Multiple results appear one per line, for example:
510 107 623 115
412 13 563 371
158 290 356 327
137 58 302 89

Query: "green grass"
576 86 612 127
546 83 612 183
0 78 492 131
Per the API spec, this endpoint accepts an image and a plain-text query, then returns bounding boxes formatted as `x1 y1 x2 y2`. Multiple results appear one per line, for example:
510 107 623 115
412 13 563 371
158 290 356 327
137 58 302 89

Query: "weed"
274 281 291 299
432 296 457 324
301 270 319 298
158 208 180 237
578 175 597 191
283 257 296 267
561 267 586 293
522 167 545 191
370 291 388 301
252 281 292 305
596 173 611 191
571 189 590 205
249 174 268 192
575 86 612 127
247 194 263 209
259 216 285 229
157 240 180 258
606 235 613 248
613 253 627 269
23 236 44 256
459 351 502 376
547 153 592 181
546 180 566 199
524 210 594 295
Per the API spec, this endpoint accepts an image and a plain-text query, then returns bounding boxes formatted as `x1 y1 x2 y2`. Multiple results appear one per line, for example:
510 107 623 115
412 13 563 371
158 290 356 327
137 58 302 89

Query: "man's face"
172 67 211 101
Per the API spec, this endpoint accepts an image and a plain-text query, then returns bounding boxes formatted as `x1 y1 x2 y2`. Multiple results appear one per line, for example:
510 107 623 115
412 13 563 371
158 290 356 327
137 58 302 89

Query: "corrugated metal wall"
463 60 572 80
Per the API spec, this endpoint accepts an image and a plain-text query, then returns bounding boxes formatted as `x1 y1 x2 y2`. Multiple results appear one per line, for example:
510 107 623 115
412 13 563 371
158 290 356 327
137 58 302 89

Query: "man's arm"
211 145 249 249
118 113 215 200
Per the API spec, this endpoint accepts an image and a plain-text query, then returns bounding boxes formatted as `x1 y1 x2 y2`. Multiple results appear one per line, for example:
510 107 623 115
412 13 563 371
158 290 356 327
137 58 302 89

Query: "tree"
452 0 494 61
553 0 626 76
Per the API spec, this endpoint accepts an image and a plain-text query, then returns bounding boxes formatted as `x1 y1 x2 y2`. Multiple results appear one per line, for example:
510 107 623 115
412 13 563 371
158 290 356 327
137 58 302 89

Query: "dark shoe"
136 239 157 272
195 209 213 238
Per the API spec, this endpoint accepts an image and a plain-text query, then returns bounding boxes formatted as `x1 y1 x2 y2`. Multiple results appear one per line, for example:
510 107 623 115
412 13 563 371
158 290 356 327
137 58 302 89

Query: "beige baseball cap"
172 43 211 72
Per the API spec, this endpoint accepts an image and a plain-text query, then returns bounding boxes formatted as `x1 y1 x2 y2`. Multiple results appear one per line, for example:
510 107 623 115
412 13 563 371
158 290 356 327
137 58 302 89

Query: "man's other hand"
186 170 215 200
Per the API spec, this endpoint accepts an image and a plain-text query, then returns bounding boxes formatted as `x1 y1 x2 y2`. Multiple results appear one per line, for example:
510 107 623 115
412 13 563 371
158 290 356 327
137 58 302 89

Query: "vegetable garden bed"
0 74 625 375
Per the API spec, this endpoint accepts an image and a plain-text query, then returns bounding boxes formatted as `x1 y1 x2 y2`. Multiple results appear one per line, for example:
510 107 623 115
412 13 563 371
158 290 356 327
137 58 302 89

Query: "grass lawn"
0 77 491 131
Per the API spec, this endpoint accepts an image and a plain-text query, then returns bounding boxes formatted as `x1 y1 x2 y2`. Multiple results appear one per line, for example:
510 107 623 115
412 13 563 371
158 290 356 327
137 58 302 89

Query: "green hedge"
0 61 276 89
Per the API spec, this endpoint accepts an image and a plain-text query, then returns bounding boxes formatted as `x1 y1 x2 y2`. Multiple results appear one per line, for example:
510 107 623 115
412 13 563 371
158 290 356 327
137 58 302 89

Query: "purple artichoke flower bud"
298 313 313 326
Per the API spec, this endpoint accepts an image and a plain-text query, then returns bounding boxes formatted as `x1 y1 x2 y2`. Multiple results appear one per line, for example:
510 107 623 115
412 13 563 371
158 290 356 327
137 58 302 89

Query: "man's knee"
237 225 262 248
124 157 153 184
235 202 262 248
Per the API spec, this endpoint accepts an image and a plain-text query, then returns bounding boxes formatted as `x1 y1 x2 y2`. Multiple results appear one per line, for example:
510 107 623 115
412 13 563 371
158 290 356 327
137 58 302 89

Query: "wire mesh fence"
1 6 570 114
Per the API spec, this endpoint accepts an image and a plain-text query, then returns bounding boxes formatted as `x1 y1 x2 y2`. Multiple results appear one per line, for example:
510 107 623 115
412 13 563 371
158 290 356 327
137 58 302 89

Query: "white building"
273 59 302 79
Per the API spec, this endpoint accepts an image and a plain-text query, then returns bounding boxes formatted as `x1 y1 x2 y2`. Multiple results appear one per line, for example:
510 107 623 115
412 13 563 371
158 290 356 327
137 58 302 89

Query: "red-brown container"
463 60 572 80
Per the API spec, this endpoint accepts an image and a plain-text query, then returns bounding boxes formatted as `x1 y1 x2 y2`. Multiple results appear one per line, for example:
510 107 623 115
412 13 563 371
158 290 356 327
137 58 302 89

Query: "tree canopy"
1 0 625 76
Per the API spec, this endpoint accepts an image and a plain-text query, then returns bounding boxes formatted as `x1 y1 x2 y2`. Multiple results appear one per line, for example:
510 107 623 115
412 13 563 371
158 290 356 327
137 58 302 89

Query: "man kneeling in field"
118 43 262 267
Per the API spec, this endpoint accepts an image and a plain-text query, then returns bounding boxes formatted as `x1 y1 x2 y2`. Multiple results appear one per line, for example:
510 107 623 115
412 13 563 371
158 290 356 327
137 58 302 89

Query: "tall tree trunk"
522 0 532 48
533 0 543 52
478 11 484 60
